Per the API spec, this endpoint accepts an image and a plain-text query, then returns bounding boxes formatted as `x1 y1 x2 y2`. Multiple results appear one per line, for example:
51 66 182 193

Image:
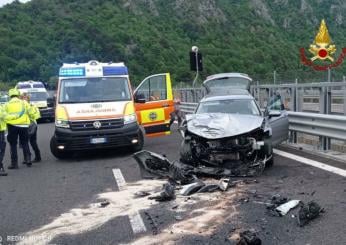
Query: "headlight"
56 119 70 128
124 113 137 124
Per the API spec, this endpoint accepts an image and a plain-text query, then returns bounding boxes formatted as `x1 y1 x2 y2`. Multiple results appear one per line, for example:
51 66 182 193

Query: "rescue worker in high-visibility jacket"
5 88 34 169
21 93 41 162
0 104 22 176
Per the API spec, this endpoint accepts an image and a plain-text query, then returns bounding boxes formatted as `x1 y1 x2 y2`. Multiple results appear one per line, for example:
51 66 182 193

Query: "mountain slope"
0 0 346 85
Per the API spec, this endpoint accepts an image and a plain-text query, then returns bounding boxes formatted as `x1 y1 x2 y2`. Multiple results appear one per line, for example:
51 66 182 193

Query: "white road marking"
112 168 147 234
112 168 126 190
274 149 346 177
128 210 147 234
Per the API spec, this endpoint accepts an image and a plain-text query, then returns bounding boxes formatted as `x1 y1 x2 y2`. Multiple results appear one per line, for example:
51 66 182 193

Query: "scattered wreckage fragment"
237 230 262 245
297 201 324 227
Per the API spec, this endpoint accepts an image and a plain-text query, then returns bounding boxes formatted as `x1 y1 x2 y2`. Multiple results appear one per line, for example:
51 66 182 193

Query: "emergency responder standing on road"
21 93 41 163
5 88 33 169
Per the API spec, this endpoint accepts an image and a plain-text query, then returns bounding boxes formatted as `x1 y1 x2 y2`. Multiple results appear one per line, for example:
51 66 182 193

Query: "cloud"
0 0 30 8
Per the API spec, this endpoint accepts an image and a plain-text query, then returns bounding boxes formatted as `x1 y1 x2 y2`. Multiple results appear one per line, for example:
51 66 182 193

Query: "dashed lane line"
128 211 147 234
274 149 346 178
112 168 126 190
112 168 147 234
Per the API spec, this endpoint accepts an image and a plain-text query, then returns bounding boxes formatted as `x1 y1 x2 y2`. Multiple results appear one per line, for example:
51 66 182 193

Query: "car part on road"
197 184 220 193
149 181 176 202
134 191 151 198
180 181 205 196
275 200 300 216
237 230 262 245
219 178 232 191
99 201 110 208
297 201 324 227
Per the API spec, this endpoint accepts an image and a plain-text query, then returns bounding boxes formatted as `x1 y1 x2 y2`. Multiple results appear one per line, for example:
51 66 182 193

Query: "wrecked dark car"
179 73 289 175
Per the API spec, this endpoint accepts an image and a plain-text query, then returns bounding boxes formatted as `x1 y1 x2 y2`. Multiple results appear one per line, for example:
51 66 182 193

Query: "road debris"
99 201 110 208
197 184 220 193
219 178 231 191
237 230 262 245
180 181 205 196
134 191 151 198
297 201 324 227
149 181 175 202
276 200 300 216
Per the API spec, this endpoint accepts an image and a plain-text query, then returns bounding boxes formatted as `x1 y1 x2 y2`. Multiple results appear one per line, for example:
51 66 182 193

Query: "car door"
134 73 174 137
267 96 289 146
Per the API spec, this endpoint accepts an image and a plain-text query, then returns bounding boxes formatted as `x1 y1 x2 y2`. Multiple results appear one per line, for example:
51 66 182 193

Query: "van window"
59 77 131 103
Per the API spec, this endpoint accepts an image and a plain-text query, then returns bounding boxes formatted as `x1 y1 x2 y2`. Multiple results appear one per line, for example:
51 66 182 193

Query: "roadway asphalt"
0 123 345 245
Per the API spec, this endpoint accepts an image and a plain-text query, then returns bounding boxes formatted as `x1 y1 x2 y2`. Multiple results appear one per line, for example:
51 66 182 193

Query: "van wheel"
50 137 70 159
132 130 144 152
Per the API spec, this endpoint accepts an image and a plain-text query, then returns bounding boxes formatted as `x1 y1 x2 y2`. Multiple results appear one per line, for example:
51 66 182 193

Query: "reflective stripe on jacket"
5 97 31 126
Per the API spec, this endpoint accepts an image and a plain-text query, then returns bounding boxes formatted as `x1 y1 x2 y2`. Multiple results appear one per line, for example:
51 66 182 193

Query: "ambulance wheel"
50 137 69 159
132 130 144 152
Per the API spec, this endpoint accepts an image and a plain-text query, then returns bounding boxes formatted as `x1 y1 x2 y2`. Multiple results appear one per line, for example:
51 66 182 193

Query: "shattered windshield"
196 99 260 116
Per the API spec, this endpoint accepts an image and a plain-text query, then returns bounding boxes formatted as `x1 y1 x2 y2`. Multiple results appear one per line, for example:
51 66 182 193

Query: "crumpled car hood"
186 113 263 139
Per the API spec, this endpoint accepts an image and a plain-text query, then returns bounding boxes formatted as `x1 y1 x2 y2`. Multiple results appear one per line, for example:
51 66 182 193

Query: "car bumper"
53 122 141 151
39 107 55 119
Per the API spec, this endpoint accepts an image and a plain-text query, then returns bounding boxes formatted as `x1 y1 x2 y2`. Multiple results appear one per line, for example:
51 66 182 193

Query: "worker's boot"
0 165 8 176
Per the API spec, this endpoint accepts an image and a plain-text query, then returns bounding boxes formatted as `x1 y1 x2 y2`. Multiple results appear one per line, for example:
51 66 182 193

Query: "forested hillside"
1 0 346 86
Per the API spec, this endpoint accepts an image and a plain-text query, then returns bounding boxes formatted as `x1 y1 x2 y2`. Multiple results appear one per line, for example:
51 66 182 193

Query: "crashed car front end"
180 113 272 176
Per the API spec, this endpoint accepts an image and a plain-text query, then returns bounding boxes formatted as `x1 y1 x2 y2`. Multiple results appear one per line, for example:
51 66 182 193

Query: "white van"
16 81 54 121
51 60 174 159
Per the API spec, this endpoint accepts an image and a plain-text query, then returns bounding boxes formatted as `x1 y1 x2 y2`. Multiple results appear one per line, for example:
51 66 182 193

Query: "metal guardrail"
179 102 346 150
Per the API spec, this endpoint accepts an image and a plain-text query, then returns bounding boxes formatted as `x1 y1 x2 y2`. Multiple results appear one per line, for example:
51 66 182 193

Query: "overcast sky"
0 0 30 7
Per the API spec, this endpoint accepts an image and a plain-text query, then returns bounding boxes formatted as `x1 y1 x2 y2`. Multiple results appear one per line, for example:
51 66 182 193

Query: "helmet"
8 88 20 97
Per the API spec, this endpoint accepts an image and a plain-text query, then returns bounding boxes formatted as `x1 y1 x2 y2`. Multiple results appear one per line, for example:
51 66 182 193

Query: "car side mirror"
134 93 146 103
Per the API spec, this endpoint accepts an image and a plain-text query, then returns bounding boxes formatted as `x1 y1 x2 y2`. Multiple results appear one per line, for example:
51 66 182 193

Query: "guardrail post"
319 87 331 151
343 85 346 115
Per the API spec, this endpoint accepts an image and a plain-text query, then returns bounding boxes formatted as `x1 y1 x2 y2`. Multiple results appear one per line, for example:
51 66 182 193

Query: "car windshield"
59 77 131 103
204 77 251 90
196 99 260 116
28 92 48 101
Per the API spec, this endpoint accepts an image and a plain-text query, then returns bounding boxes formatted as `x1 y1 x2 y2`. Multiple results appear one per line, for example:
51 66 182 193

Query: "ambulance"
16 81 55 121
51 60 174 159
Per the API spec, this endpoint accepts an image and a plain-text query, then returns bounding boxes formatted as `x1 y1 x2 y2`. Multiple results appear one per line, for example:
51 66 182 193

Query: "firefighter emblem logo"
300 19 346 71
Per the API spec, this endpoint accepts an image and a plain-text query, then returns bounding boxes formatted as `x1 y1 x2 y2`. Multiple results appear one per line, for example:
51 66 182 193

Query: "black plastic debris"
180 181 205 196
266 195 290 217
237 230 262 245
149 181 175 202
99 201 110 208
297 201 324 227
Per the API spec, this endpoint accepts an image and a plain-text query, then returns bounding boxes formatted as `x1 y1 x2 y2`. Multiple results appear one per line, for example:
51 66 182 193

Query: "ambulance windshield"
59 77 131 103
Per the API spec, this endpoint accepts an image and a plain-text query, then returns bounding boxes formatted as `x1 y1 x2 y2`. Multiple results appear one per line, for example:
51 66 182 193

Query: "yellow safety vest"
5 97 31 126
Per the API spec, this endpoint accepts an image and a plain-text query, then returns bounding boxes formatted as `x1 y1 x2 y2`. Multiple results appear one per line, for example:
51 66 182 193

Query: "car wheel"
50 137 70 159
180 139 195 164
132 130 144 152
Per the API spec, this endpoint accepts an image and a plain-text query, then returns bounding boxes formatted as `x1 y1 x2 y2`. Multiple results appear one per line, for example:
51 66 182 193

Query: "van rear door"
134 73 174 137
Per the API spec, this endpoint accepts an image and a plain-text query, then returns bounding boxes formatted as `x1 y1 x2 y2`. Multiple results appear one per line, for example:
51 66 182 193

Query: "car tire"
180 139 195 164
50 137 70 159
132 130 144 152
